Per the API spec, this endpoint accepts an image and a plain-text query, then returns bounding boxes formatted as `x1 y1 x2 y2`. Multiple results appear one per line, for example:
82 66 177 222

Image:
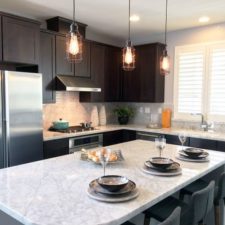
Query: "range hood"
56 75 101 92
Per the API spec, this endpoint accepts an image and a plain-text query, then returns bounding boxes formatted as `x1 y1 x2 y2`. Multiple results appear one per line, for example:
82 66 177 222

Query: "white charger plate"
176 155 209 162
141 166 182 176
87 187 139 203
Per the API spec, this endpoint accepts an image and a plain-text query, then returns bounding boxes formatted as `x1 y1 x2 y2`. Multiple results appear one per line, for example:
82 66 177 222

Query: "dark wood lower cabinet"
165 134 190 146
43 138 69 159
189 137 217 150
216 141 225 152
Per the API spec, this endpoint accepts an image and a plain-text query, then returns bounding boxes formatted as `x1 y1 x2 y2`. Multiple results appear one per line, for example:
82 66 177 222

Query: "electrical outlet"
158 108 162 114
139 107 144 113
145 107 151 114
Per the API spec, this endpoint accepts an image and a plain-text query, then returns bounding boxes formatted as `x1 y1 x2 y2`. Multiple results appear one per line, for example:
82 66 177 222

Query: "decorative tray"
80 149 125 164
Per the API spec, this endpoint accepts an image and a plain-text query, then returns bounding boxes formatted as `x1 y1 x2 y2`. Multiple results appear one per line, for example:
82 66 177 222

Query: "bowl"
97 175 129 192
148 157 174 169
183 148 204 157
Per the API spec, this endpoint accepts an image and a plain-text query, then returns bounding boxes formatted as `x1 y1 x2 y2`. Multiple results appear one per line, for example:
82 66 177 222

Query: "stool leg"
143 214 151 225
215 205 220 225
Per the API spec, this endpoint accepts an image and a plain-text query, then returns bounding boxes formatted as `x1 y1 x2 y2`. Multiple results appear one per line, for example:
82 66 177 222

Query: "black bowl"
148 157 174 169
183 148 204 157
97 175 129 192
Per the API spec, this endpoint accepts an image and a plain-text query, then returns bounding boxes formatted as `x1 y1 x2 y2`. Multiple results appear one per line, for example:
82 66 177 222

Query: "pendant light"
160 0 170 75
122 0 135 71
66 0 83 63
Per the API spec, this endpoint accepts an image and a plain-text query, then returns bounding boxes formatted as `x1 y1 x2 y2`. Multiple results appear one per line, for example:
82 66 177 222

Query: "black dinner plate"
89 179 136 196
179 150 209 159
145 161 180 172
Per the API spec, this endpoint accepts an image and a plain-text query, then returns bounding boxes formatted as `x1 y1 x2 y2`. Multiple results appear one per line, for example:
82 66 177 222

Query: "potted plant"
113 106 134 125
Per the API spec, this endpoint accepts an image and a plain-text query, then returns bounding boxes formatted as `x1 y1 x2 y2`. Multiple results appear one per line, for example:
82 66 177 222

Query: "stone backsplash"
43 92 225 133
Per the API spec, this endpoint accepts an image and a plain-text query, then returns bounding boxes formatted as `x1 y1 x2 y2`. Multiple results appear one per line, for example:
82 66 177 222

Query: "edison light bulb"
125 47 133 64
161 55 170 71
69 33 79 55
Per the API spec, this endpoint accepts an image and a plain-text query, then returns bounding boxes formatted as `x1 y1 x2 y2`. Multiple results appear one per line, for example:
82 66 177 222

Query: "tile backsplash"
43 92 225 132
42 92 165 131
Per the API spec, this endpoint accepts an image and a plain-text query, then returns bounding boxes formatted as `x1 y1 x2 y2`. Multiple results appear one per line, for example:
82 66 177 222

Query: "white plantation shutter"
208 44 225 119
175 47 205 116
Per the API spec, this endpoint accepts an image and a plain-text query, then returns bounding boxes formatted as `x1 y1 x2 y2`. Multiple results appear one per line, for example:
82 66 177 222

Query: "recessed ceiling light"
130 14 140 22
198 16 210 23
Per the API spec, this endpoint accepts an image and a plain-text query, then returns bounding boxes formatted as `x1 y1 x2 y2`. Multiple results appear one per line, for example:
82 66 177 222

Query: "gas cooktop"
49 126 96 133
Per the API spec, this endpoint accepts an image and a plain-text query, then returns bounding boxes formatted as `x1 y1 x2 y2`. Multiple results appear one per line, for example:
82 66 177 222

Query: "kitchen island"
0 140 225 225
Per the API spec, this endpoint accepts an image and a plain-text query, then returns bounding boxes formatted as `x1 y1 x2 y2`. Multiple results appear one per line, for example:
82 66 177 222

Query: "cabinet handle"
137 132 162 138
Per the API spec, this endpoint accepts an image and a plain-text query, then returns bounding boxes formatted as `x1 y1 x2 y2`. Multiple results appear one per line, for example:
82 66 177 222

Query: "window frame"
173 41 225 122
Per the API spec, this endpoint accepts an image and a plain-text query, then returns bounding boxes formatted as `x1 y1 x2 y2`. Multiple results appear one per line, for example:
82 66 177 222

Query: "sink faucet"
191 113 209 131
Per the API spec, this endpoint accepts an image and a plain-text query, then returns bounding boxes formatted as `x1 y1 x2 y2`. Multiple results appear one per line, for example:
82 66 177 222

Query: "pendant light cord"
128 0 131 41
164 0 168 45
73 0 76 23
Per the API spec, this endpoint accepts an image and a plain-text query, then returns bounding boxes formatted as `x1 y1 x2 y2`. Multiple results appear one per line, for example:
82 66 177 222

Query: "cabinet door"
139 44 165 102
43 139 69 159
189 137 217 150
75 40 90 78
55 35 74 76
217 141 225 152
2 16 40 64
103 130 123 146
40 31 56 104
122 130 136 142
165 134 190 146
0 16 2 61
104 46 121 101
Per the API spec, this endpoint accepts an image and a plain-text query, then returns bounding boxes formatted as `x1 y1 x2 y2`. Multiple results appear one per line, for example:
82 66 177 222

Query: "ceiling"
1 0 225 44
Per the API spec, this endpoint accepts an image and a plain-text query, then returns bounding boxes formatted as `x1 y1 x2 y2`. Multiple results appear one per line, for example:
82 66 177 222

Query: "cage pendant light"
122 0 135 71
160 0 170 75
66 0 83 63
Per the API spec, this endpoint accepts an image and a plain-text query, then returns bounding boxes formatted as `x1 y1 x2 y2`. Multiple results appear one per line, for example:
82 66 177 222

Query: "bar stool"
121 207 180 225
160 207 181 225
143 181 215 225
180 172 225 225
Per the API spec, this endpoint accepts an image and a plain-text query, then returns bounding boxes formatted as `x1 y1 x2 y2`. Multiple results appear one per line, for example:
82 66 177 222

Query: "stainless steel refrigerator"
0 71 43 168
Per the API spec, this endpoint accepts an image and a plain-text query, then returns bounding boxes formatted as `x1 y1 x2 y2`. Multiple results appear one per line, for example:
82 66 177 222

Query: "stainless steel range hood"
56 75 101 92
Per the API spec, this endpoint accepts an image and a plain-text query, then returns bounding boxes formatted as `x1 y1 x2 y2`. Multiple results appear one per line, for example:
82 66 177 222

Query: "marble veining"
0 140 225 225
44 124 225 142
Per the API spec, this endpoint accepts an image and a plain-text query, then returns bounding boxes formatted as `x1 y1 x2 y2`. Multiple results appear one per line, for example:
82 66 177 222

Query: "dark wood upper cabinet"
0 16 2 62
80 42 105 102
39 31 56 104
75 40 91 78
122 43 165 102
2 16 40 65
104 46 121 102
55 35 74 76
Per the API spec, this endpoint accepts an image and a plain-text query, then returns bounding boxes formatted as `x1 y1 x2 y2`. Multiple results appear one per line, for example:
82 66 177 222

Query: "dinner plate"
176 155 210 162
87 187 139 203
89 179 136 195
141 166 182 176
145 161 180 172
179 150 209 159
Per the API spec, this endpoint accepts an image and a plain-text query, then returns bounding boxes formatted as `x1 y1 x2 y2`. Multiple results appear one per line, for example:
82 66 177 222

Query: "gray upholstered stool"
121 221 135 225
143 181 215 225
181 172 225 225
160 207 181 225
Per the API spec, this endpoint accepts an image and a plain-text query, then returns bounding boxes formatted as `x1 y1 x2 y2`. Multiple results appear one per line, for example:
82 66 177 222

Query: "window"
174 42 225 122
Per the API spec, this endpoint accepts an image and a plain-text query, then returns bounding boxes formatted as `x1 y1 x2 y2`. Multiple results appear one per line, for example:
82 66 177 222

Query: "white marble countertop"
0 140 225 225
44 124 225 142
